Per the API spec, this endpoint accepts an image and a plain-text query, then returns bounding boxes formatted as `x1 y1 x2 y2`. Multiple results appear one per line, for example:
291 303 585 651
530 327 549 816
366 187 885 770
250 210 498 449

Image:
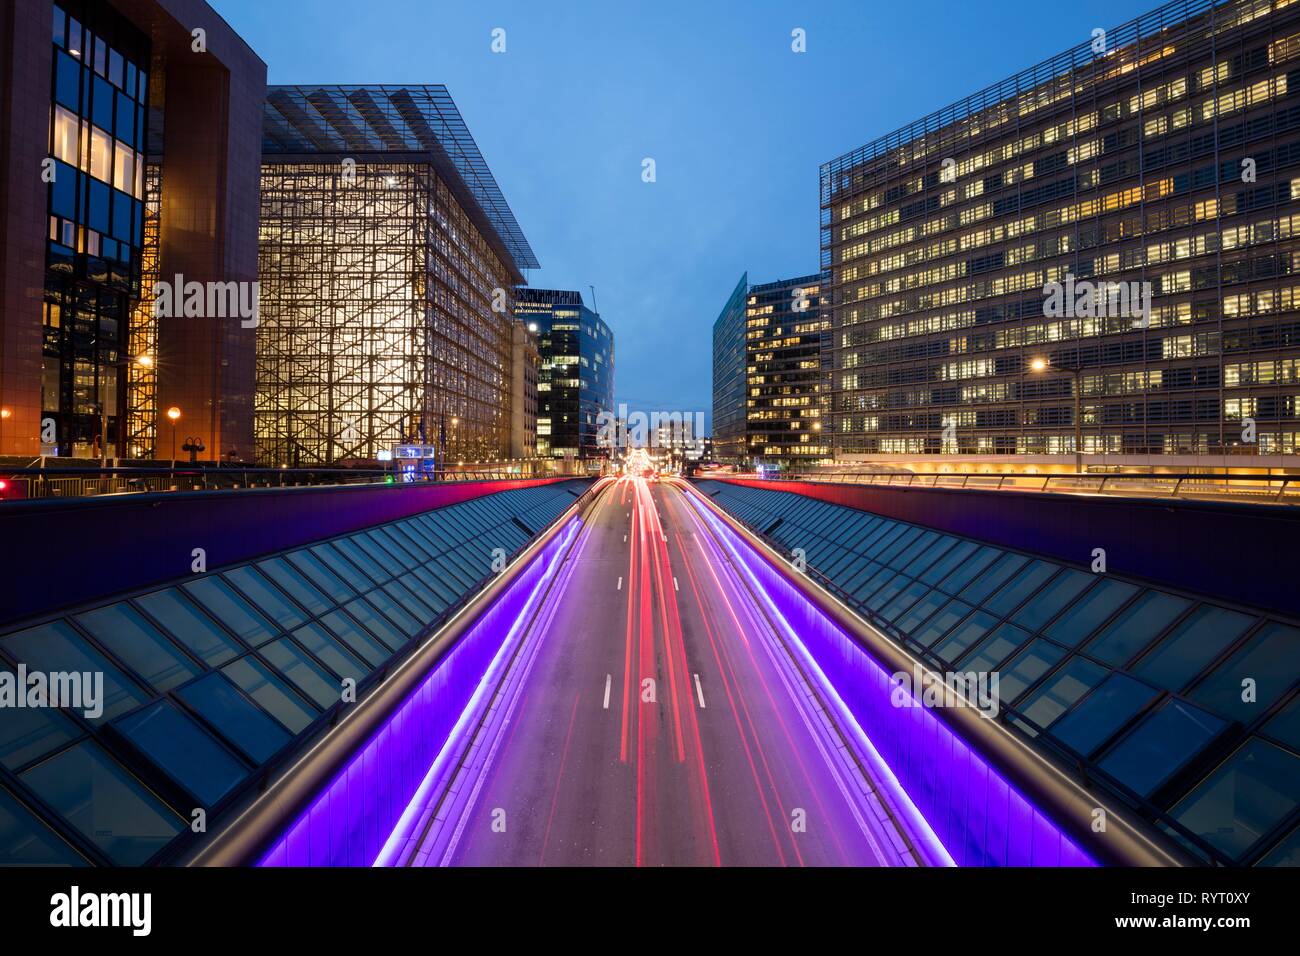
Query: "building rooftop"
262 84 539 273
514 288 587 307
749 272 827 295
820 0 1233 206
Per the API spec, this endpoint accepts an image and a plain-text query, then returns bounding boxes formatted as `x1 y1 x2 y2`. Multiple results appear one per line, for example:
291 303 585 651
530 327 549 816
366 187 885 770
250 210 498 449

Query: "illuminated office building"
711 273 748 461
824 0 1300 466
0 0 265 459
712 272 831 466
256 86 537 466
745 273 831 465
510 320 539 460
514 288 614 459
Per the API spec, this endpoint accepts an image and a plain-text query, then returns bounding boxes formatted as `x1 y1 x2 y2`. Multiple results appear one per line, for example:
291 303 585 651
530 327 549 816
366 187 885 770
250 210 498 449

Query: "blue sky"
212 0 1147 424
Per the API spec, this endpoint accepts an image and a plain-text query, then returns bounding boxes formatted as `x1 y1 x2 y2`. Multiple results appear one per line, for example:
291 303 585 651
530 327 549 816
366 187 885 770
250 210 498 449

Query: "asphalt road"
406 476 911 867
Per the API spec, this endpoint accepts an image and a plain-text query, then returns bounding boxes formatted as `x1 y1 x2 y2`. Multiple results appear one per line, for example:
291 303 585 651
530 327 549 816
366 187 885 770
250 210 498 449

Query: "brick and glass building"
823 0 1300 469
0 0 265 460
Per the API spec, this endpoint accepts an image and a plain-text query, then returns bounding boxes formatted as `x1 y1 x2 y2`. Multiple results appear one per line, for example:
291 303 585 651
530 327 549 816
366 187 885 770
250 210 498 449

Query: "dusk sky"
212 0 1144 425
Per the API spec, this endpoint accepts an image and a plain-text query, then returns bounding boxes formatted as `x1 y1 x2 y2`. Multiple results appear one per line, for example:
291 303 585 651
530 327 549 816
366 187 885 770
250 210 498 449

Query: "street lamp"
0 407 10 456
1029 356 1083 474
166 406 181 465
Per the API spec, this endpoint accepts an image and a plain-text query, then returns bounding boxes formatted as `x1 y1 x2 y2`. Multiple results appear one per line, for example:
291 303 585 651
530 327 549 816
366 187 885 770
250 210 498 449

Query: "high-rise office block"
0 0 265 459
711 271 831 466
710 273 748 461
255 86 537 466
823 0 1300 467
515 288 614 459
510 319 539 460
745 273 831 464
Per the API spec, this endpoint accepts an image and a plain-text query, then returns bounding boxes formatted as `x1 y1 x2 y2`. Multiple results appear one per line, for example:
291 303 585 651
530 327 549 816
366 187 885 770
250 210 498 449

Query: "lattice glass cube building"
256 86 537 465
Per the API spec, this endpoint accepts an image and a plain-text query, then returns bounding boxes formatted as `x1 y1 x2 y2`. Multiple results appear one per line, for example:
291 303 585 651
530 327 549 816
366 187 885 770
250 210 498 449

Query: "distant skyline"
212 0 1146 428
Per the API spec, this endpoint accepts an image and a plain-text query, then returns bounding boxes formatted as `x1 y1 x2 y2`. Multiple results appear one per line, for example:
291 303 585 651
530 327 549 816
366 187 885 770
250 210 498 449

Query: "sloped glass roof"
696 479 1300 866
263 85 539 272
0 480 590 865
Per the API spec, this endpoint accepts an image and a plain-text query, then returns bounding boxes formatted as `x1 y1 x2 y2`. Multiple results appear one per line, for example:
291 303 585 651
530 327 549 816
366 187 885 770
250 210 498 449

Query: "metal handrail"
745 469 1299 502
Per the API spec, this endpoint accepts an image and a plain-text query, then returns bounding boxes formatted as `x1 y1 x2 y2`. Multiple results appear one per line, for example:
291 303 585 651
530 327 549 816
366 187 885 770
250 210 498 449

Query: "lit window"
113 139 134 193
89 125 111 182
51 105 78 165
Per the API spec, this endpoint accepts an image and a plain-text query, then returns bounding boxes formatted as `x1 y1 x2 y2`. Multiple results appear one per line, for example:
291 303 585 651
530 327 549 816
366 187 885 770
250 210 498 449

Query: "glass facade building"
711 273 748 460
745 273 832 465
256 86 538 466
1 0 266 461
824 0 1300 463
712 272 832 466
515 288 614 459
43 2 149 458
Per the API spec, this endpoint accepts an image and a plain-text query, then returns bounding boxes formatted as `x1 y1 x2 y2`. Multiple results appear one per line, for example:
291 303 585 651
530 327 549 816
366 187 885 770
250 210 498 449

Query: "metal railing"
755 470 1300 503
0 466 387 501
0 462 582 502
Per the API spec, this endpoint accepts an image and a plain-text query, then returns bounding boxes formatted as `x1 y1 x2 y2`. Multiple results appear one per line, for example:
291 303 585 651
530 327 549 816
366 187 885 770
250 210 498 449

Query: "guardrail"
767 470 1300 502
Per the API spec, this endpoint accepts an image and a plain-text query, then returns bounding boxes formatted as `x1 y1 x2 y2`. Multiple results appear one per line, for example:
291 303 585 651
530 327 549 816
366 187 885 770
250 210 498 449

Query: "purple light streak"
258 516 580 867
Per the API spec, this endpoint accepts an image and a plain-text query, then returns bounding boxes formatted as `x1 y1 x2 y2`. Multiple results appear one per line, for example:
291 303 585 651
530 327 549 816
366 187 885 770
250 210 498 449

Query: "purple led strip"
258 516 581 867
685 491 1096 867
379 517 592 866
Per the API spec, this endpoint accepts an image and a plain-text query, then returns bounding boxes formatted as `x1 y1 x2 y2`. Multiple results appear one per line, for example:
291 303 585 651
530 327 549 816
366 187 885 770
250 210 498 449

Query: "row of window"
54 5 149 106
841 431 1300 455
835 2 1298 222
48 8 146 283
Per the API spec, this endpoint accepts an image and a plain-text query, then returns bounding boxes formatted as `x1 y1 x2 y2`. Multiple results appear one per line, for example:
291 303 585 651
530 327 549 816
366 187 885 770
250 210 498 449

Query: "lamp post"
166 406 181 467
449 416 459 478
1030 356 1083 474
0 407 10 456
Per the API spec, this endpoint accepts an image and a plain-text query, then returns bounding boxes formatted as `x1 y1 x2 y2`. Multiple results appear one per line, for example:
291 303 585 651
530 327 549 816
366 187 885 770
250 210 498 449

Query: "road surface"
400 476 914 867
